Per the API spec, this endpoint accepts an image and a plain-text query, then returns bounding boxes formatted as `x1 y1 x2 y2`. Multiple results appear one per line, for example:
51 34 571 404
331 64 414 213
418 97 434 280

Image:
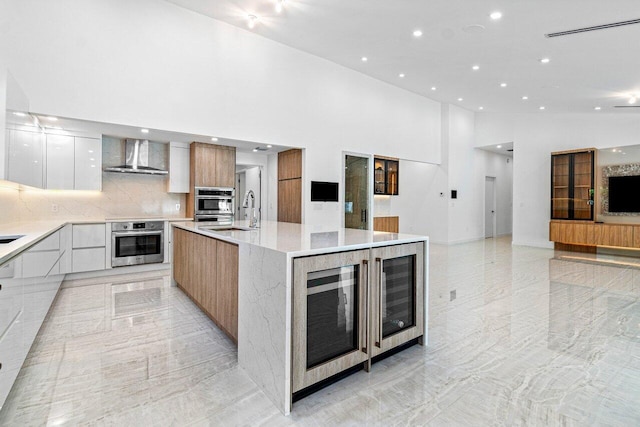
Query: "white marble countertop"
0 217 193 264
172 220 428 257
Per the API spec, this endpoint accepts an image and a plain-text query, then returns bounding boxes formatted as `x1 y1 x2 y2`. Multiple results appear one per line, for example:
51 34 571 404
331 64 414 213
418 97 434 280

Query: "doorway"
485 176 496 238
236 166 262 222
344 154 370 230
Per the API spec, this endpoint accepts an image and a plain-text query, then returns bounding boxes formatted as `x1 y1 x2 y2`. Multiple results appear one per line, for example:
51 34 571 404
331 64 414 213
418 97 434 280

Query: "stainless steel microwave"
194 187 235 216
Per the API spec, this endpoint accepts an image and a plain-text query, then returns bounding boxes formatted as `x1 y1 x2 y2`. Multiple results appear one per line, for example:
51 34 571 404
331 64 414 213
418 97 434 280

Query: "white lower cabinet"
0 229 66 409
71 224 107 273
292 242 425 394
72 248 106 273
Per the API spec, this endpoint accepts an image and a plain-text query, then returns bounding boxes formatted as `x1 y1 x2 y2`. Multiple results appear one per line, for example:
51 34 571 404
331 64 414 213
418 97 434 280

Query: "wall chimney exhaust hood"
105 139 168 175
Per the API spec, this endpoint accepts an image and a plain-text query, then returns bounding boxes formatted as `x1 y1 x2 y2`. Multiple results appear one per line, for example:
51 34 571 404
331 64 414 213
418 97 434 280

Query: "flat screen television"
608 175 640 212
311 181 339 202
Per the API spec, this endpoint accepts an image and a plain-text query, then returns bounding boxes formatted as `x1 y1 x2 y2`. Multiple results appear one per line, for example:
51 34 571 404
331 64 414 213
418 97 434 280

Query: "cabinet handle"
362 259 368 354
0 284 2 291
375 257 382 348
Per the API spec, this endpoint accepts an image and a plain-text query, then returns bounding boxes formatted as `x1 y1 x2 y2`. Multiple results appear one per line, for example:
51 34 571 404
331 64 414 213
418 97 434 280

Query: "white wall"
477 112 640 248
236 151 270 220
0 0 442 228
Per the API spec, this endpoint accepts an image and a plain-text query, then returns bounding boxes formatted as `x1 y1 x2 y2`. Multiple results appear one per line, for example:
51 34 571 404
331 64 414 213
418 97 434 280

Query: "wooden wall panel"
216 241 239 340
373 216 399 233
278 178 302 223
278 149 302 180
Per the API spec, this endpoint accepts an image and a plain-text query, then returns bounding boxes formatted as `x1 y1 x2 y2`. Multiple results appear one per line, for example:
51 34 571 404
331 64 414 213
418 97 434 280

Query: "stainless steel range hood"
105 139 168 175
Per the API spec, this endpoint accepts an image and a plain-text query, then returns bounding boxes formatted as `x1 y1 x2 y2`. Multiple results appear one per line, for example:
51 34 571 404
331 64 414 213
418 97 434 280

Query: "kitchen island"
171 220 429 414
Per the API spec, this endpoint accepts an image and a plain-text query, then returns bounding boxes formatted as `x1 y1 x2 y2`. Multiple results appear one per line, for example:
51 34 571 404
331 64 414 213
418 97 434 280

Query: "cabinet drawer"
22 250 60 278
34 231 60 251
0 259 23 337
72 248 106 273
0 311 26 409
72 224 106 248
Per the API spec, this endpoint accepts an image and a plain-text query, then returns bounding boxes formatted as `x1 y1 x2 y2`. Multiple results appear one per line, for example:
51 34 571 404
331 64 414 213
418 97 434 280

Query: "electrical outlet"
175 203 181 211
51 203 58 213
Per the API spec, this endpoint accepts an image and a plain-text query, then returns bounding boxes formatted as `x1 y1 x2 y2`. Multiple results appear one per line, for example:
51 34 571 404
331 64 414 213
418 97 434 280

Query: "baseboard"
512 239 554 249
62 264 171 288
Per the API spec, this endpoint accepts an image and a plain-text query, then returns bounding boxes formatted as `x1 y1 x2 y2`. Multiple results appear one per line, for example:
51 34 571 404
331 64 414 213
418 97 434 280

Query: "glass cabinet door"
292 249 370 393
374 158 386 194
371 242 425 357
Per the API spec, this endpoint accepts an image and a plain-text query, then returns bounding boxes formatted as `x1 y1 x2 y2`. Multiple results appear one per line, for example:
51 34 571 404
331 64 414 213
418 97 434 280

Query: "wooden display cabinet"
551 149 595 221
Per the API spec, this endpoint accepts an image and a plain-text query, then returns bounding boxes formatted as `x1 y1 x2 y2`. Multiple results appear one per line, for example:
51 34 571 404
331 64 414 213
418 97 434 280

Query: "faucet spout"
242 190 258 228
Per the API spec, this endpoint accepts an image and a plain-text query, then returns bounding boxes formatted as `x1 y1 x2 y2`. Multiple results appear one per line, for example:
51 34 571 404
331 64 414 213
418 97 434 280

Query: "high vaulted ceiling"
166 0 640 114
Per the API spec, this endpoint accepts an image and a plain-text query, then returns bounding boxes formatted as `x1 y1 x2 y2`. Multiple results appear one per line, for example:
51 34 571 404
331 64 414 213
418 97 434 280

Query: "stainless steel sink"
0 235 25 244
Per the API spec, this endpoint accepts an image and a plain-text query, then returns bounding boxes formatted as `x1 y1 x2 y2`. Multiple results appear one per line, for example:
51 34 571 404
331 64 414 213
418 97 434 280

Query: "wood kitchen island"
171 220 429 415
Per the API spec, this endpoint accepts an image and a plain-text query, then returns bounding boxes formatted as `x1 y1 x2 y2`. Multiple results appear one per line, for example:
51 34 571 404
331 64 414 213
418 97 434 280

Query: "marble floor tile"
1 236 639 426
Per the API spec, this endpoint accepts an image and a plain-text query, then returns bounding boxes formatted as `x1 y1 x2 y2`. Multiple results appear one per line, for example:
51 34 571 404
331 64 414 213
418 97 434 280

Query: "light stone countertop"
0 217 193 264
172 219 428 257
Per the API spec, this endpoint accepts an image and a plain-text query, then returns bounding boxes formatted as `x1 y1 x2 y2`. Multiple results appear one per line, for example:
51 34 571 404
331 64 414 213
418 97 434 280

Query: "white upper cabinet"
46 134 75 189
7 128 44 188
168 142 190 193
74 137 102 191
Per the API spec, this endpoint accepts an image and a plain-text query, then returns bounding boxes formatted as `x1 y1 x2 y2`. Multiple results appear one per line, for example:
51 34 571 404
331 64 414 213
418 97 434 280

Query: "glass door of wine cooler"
371 242 425 357
292 249 370 393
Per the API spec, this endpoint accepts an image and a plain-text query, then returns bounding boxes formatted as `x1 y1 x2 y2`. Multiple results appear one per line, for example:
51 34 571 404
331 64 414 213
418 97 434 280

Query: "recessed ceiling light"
267 144 273 148
46 116 58 121
490 11 503 20
522 96 529 100
539 106 546 110
479 106 484 110
141 129 149 133
275 0 285 13
252 148 258 152
431 86 436 91
13 112 27 117
629 96 637 104
247 14 259 29
88 150 94 153
472 65 480 71
458 98 463 101
399 73 405 78
211 137 219 142
539 58 550 64
612 149 617 152
361 56 368 62
497 145 502 149
594 106 601 110
413 29 423 37
500 83 507 87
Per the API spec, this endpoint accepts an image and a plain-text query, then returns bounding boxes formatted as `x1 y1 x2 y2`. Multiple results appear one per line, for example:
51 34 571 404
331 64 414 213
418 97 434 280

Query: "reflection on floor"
1 236 639 425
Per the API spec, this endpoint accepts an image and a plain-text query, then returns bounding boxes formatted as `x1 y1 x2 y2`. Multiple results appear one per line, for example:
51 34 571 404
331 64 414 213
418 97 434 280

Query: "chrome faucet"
242 190 258 228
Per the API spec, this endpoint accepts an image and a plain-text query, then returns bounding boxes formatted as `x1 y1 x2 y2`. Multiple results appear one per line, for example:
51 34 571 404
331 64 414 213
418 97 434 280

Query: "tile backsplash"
0 138 186 223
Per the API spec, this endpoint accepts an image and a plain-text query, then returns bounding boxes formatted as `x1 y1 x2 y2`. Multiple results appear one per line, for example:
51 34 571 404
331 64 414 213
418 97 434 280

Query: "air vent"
253 146 268 151
507 149 514 152
614 105 640 108
545 18 640 38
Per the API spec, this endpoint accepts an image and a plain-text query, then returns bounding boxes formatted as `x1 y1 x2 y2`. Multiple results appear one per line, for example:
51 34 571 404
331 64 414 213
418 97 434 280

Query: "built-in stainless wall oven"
194 187 235 223
111 221 164 267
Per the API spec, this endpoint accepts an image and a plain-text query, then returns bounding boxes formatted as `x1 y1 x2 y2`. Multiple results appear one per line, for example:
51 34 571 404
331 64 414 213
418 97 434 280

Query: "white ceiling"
166 0 640 114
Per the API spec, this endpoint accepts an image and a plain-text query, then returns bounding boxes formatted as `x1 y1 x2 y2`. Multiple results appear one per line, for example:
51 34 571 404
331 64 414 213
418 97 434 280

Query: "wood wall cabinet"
374 157 399 195
186 142 237 218
549 220 640 250
172 227 239 342
551 149 595 220
278 149 302 223
373 216 399 233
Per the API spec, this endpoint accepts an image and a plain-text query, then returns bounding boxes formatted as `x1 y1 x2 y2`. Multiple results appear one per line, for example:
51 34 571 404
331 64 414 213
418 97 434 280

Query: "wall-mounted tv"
609 175 640 212
311 181 339 202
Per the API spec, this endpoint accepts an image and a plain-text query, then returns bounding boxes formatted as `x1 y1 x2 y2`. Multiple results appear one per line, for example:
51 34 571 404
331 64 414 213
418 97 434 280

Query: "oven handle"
112 231 163 237
196 196 234 200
